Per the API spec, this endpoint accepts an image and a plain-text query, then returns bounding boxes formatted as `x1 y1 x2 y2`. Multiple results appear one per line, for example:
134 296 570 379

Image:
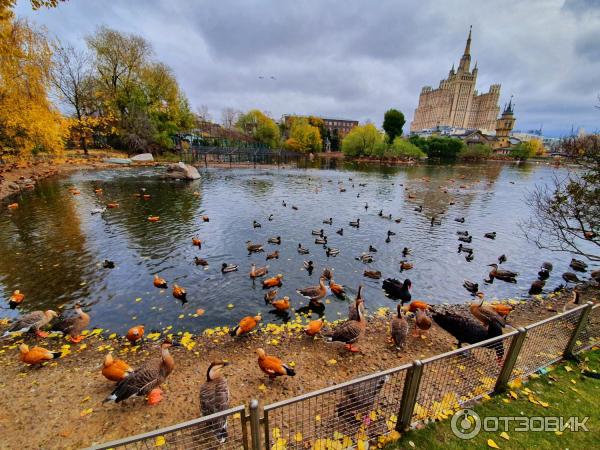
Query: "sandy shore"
0 287 597 449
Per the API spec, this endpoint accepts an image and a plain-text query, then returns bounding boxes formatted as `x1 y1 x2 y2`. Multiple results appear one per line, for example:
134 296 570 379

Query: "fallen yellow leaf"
500 431 509 440
155 435 166 446
487 438 500 448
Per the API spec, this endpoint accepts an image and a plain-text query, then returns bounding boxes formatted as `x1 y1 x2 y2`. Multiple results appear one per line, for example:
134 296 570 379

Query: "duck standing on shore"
390 304 408 350
323 297 366 352
126 325 145 344
102 352 133 382
19 344 61 366
2 310 58 339
200 361 231 443
256 348 296 380
51 303 90 343
230 315 261 337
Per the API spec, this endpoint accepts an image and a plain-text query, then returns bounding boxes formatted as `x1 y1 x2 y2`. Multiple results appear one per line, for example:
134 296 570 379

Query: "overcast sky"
16 0 600 136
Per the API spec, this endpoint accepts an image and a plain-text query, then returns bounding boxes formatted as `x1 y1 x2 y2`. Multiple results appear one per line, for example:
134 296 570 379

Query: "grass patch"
386 348 599 449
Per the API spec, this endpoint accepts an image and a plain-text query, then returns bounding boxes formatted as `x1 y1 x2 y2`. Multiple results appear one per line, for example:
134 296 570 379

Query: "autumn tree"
284 117 322 153
341 124 383 157
236 109 280 148
382 109 405 142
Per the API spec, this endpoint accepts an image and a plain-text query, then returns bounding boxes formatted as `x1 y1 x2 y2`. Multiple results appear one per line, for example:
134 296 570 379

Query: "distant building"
320 118 359 139
410 27 501 134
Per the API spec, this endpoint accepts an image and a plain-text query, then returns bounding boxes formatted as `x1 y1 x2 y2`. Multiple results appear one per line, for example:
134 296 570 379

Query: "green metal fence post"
564 302 594 359
396 360 424 432
249 399 262 450
494 327 527 393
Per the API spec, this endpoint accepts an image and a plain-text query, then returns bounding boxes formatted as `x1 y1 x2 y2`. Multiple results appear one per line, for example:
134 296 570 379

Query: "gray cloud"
15 0 600 136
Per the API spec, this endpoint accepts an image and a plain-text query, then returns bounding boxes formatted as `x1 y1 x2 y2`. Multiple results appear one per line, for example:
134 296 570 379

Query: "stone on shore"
165 162 200 180
131 153 154 162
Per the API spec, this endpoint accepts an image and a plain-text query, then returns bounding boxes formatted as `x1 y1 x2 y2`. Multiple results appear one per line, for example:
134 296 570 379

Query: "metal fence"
88 302 598 450
177 147 306 168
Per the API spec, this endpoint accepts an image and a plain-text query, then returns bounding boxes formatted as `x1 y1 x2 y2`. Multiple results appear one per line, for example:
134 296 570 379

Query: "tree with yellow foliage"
284 117 322 153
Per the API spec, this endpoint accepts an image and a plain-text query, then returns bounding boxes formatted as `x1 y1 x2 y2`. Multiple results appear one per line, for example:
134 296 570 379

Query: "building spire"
458 25 472 72
464 25 472 56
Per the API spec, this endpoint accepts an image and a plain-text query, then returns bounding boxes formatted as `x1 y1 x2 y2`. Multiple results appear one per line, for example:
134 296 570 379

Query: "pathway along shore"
0 287 597 449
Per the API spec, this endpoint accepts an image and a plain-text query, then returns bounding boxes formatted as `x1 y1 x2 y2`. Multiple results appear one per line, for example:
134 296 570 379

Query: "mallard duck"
323 298 366 352
172 284 187 301
541 262 553 272
402 247 411 257
463 280 479 294
458 235 472 243
126 325 145 343
297 243 309 255
364 270 382 279
312 229 324 236
538 268 550 280
484 232 496 239
387 230 396 237
102 352 133 382
268 236 281 245
103 260 115 269
336 228 344 235
271 296 290 311
263 274 283 288
457 244 473 254
51 303 90 343
292 205 299 210
147 216 160 222
253 220 261 228
385 235 391 244
329 278 345 297
368 245 378 253
246 241 264 253
200 361 231 443
268 214 274 221
455 217 465 223
19 344 61 366
9 290 24 309
414 205 422 212
2 310 58 339
323 218 333 225
222 263 238 273
325 247 339 257
469 294 506 329
256 348 295 380
202 215 210 222
104 340 179 404
322 267 333 280
456 230 469 237
250 263 268 278
349 218 360 227
563 290 582 313
399 261 413 272
570 259 587 272
282 200 286 207
465 253 474 262
297 277 327 301
266 251 279 260
303 260 314 274
529 279 545 295
486 264 518 283
414 308 432 337
562 272 580 284
378 209 384 217
153 275 167 288
195 257 208 266
382 278 411 303
315 236 327 245
230 315 261 336
356 253 373 263
390 304 408 350
192 237 202 247
305 319 323 336
498 254 507 264
264 289 278 303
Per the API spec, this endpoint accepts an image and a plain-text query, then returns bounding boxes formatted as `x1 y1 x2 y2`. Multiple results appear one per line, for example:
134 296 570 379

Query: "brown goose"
323 297 366 352
469 293 506 329
249 263 269 278
390 303 408 350
297 277 327 301
348 285 364 321
486 264 518 283
2 310 58 339
51 304 90 343
563 290 582 313
104 340 179 404
200 361 231 443
415 308 432 337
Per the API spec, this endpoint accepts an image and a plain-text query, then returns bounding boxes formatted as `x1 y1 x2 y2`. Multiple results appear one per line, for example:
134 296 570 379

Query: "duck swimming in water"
458 244 473 254
486 264 518 283
562 272 580 284
399 261 413 272
402 247 411 257
172 284 187 301
364 270 382 279
498 254 507 264
253 220 261 228
458 235 472 243
484 232 497 239
349 218 360 227
103 260 115 269
323 218 333 225
266 250 279 260
153 275 167 289
221 263 238 273
250 263 268 278
297 277 327 301
263 274 283 288
325 247 339 257
303 260 314 274
529 279 545 295
456 230 469 237
8 290 24 309
463 280 479 294
570 259 587 272
455 217 465 223
246 241 264 253
336 228 344 235
297 243 309 255
382 278 412 303
312 229 324 236
368 245 378 253
315 236 327 245
356 253 374 263
267 236 281 245
195 257 208 266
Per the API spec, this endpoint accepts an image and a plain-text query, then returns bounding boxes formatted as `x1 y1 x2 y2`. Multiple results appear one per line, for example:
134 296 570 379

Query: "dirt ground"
0 287 597 449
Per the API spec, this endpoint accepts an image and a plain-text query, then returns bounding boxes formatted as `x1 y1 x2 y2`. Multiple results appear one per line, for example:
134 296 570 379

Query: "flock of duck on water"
3 174 599 444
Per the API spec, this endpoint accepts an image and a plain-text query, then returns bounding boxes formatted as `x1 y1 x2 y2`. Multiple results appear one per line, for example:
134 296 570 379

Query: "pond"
1 162 596 334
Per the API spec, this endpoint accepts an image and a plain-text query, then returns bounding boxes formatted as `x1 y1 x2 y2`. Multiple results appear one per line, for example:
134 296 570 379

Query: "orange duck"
153 275 167 289
126 325 145 343
305 319 323 337
19 344 61 366
408 301 431 313
192 238 202 247
271 297 290 311
172 284 187 301
263 274 283 289
147 216 160 222
414 308 432 337
256 348 295 380
9 290 24 309
102 352 133 382
491 304 514 318
107 203 119 208
230 315 261 337
329 278 345 297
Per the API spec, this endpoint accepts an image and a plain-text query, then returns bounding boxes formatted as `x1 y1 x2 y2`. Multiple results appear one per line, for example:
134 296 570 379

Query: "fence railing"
88 301 598 450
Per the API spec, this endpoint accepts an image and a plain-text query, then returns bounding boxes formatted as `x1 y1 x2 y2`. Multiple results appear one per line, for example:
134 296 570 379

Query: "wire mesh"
511 308 584 379
413 332 515 423
88 405 248 450
262 365 409 449
573 304 600 354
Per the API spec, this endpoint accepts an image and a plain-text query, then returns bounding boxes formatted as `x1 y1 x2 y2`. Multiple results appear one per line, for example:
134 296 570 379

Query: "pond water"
1 162 597 334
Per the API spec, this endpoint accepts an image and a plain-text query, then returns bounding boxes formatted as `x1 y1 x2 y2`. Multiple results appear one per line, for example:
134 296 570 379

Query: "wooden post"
564 302 594 359
396 360 424 431
494 328 527 393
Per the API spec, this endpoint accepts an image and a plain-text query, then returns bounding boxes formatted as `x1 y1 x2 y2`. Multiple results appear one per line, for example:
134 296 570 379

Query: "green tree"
284 117 322 153
410 136 465 159
390 137 426 158
382 109 405 142
510 141 536 160
341 123 383 157
236 109 280 148
459 143 492 161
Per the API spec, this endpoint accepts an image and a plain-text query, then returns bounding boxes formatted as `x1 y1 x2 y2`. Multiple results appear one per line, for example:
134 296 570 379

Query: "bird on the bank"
382 278 412 304
91 207 106 215
271 296 290 312
153 275 167 288
323 297 366 352
562 272 581 284
9 290 24 309
246 241 264 253
250 263 268 279
336 374 387 423
349 218 360 227
192 238 202 247
303 260 314 274
19 344 61 366
305 319 323 337
570 259 587 272
356 253 374 263
264 289 278 303
253 220 261 228
51 303 90 343
322 267 333 280
415 308 432 337
498 254 507 264
256 348 295 380
490 303 514 318
329 277 345 297
400 260 413 272
104 339 179 404
407 301 431 313
195 257 209 266
458 235 472 243
486 264 518 283
469 293 506 329
266 251 279 260
230 315 261 337
297 277 327 301
563 290 582 313
221 263 239 273
364 270 382 279
200 361 231 443
325 247 339 257
126 325 145 344
336 228 344 235
315 236 328 245
2 310 58 339
457 244 473 254
323 218 333 225
263 274 283 289
297 243 309 255
390 304 408 350
463 280 479 294
402 247 411 257
348 285 364 321
103 260 115 269
529 279 545 295
312 229 324 236
267 236 281 245
484 232 497 239
102 352 133 382
172 284 187 301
